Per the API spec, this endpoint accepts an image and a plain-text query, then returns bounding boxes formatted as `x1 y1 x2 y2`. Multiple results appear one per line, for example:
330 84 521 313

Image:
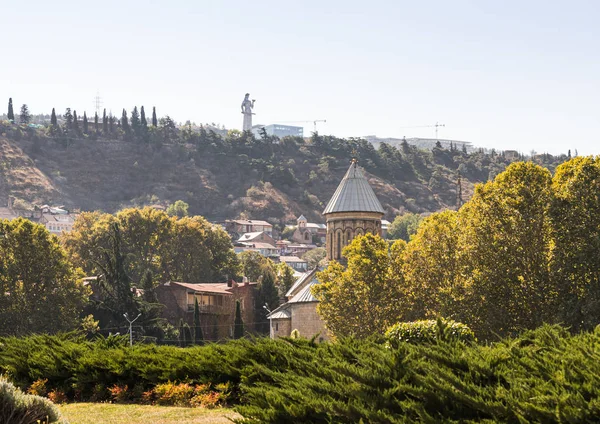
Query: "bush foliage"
385 318 475 347
0 376 65 424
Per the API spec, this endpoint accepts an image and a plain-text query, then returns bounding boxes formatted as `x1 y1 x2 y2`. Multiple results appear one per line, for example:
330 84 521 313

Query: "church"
268 159 385 340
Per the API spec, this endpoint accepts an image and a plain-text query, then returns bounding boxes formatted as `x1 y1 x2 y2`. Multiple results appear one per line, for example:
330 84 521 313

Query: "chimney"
243 276 249 285
227 279 233 288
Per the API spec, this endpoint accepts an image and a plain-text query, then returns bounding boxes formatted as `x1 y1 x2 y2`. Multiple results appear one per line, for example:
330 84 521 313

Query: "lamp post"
263 304 273 339
123 312 141 347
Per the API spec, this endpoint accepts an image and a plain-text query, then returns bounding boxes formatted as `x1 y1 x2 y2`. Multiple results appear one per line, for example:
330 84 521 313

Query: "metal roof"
323 160 385 215
269 309 291 319
285 268 317 298
289 281 318 304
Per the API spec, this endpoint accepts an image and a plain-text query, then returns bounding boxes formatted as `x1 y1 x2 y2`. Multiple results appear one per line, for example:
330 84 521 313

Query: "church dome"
323 160 385 215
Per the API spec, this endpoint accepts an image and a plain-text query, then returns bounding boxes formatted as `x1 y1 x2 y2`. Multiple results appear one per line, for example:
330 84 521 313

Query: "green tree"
234 300 244 339
387 213 423 241
83 111 88 134
63 108 73 129
166 200 189 218
549 156 600 331
7 97 14 122
277 262 296 295
193 297 203 344
50 108 57 126
72 110 79 132
302 247 326 269
19 104 31 124
152 106 157 127
121 109 129 134
312 233 406 339
94 111 99 133
256 269 280 333
0 218 88 336
238 251 273 282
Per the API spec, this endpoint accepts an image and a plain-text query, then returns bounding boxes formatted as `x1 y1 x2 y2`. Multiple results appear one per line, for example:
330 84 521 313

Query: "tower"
297 214 307 228
322 159 385 261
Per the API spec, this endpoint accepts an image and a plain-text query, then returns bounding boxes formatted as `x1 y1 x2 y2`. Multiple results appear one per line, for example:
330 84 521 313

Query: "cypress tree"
121 109 129 133
234 300 244 339
51 108 57 126
152 106 157 127
178 318 185 347
130 106 140 135
63 108 73 129
7 98 14 122
193 297 203 344
102 109 108 134
109 114 114 133
83 111 88 134
140 106 147 128
19 104 31 124
73 110 79 132
94 112 99 133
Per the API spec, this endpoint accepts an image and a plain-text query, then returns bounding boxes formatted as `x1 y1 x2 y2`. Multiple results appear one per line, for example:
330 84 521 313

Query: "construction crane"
398 122 446 140
275 119 327 133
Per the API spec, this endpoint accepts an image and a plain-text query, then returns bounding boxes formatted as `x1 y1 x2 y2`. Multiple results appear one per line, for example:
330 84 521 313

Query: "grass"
59 403 240 424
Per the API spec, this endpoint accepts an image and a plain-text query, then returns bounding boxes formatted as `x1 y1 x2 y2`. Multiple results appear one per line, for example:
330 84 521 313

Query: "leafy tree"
313 233 406 338
166 200 189 218
233 300 244 339
83 111 88 134
238 251 274 282
94 112 99 133
387 213 422 241
302 247 326 269
193 297 203 344
549 156 600 331
19 104 31 124
152 106 157 127
0 218 88 336
277 262 296 295
7 97 14 122
50 108 57 126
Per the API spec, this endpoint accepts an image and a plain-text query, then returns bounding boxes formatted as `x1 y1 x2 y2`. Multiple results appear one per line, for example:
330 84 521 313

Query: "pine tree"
234 300 244 339
73 110 80 132
178 318 186 347
152 106 157 127
83 111 88 134
193 297 203 344
94 112 99 133
109 114 114 133
19 104 31 124
140 106 147 128
130 106 140 135
51 108 57 126
63 108 73 129
7 98 14 122
102 109 108 134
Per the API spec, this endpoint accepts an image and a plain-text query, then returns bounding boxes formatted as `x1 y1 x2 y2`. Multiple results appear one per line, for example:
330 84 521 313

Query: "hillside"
0 124 569 227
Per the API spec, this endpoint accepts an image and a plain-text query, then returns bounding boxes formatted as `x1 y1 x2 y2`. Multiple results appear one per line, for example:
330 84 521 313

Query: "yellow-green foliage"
385 318 475 348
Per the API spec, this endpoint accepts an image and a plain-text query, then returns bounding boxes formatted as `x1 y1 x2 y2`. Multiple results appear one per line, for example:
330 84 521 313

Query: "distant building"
39 206 77 234
279 255 308 272
252 124 303 138
156 280 257 340
290 215 326 244
364 135 472 152
223 219 273 238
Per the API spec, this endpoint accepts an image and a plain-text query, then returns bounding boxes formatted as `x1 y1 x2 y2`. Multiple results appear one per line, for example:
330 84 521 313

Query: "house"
39 206 77 234
284 243 318 256
155 280 257 341
279 255 308 272
381 220 391 238
234 242 280 258
223 219 273 238
268 268 329 341
290 215 327 244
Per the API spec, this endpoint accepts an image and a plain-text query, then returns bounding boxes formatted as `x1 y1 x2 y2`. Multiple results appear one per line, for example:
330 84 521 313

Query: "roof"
280 256 306 263
237 231 266 242
229 219 272 227
323 160 385 215
297 214 307 221
269 309 291 319
286 268 318 298
306 223 326 229
239 242 277 250
169 282 234 295
289 281 318 303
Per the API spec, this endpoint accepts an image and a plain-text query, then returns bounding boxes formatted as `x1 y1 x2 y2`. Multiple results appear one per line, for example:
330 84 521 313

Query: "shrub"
27 378 48 397
108 384 130 403
0 376 65 424
46 389 67 405
153 382 194 406
385 317 476 347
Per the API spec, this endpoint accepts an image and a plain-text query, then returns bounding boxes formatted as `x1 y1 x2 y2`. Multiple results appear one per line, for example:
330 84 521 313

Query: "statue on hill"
241 93 255 131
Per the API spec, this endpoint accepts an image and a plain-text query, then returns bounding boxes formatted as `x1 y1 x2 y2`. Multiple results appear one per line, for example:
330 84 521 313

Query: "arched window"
346 230 352 244
304 232 310 241
336 231 341 259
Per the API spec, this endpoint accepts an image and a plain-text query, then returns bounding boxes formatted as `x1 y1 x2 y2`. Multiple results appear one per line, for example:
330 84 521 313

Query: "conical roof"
323 160 385 215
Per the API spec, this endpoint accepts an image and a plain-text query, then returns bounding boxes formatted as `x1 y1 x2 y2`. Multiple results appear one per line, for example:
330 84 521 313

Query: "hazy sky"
2 0 599 154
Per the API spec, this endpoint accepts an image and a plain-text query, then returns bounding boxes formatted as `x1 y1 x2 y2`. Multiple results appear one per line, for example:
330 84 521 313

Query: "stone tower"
322 159 385 261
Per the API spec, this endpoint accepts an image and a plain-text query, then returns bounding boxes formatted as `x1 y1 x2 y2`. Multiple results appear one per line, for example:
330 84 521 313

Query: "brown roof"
169 281 257 294
229 219 272 227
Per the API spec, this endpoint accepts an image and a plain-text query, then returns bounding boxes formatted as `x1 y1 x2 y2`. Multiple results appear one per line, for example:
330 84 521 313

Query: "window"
275 323 279 331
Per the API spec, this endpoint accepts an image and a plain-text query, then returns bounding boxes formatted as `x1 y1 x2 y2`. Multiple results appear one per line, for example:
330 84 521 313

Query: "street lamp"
263 304 273 339
123 312 141 347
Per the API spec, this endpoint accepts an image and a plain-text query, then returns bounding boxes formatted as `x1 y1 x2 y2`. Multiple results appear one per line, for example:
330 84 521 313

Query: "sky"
2 0 599 155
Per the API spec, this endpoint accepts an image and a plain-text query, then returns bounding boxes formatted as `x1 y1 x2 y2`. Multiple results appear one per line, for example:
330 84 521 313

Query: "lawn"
59 403 240 424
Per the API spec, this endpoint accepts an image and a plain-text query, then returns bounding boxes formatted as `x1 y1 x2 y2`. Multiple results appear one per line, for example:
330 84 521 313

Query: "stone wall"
291 302 330 341
324 211 384 260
